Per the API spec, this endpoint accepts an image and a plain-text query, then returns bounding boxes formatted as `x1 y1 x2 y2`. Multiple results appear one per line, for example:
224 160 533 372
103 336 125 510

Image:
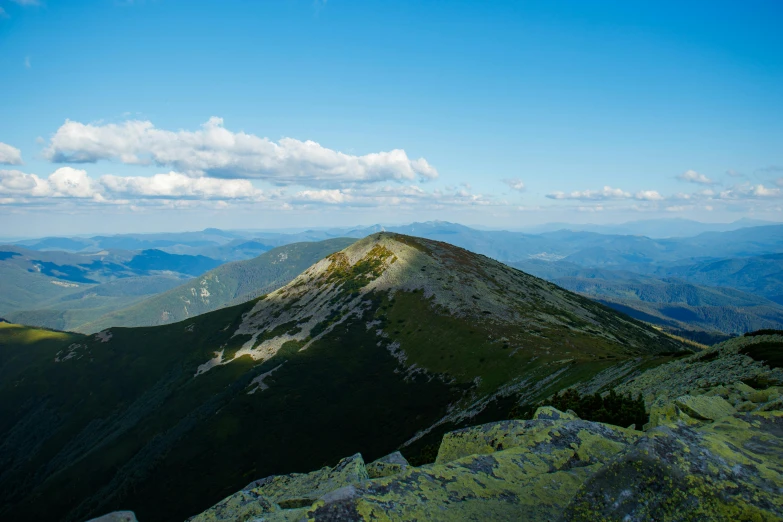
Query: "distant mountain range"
0 233 685 522
3 220 783 337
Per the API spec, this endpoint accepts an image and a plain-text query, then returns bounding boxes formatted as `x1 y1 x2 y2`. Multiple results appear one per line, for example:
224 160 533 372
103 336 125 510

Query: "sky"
1 0 782 235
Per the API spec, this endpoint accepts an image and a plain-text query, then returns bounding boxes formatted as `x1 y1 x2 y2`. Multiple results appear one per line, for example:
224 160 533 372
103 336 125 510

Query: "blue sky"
1 0 781 235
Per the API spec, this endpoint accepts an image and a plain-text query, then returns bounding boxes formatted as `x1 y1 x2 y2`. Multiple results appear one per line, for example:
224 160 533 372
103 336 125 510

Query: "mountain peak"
199 232 681 377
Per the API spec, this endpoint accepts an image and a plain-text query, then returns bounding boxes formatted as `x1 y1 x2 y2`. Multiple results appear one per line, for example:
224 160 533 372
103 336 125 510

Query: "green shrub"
511 388 647 429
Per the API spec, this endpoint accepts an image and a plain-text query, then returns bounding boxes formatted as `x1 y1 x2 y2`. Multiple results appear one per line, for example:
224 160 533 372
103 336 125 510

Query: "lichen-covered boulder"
533 405 579 421
562 411 783 521
186 491 278 522
673 394 736 421
749 386 781 404
647 397 700 429
366 451 409 478
435 419 549 463
306 414 640 521
248 453 368 508
188 454 368 521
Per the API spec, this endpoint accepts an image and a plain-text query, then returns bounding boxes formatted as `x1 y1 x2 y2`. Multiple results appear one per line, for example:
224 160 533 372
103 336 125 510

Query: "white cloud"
547 186 635 201
294 189 348 204
634 190 664 201
677 169 716 185
44 118 439 187
49 167 102 198
0 142 23 165
577 205 604 212
775 178 783 188
726 169 744 178
24 56 31 69
0 169 45 194
291 184 496 208
502 178 526 192
0 169 267 205
718 183 782 200
0 167 101 198
100 171 264 200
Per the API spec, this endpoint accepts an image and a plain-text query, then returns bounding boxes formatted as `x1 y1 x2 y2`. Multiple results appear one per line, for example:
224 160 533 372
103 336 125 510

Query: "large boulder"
188 454 368 521
673 394 736 421
563 411 783 521
366 451 409 479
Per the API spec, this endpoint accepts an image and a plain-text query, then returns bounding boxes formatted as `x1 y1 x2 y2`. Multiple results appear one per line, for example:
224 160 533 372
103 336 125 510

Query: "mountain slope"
0 233 684 522
78 238 357 333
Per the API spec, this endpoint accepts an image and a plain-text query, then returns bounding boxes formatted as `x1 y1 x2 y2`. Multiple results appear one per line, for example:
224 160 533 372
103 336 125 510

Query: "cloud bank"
44 117 438 187
546 186 663 201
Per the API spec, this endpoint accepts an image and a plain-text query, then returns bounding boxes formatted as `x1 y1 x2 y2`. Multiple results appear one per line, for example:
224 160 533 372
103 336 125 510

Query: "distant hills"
0 246 224 332
0 233 685 522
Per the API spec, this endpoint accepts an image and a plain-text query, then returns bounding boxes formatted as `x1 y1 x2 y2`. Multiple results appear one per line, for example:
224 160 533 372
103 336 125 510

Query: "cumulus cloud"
726 169 744 178
0 169 267 205
0 142 23 165
43 118 439 187
101 171 263 200
1 166 497 212
0 167 101 198
502 178 526 192
677 169 716 185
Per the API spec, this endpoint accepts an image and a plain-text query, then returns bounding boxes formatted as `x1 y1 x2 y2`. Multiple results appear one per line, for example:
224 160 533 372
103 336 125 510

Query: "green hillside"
0 233 685 522
78 238 357 333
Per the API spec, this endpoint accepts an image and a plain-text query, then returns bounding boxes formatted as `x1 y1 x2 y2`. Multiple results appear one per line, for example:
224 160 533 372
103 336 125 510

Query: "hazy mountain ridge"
5 221 783 338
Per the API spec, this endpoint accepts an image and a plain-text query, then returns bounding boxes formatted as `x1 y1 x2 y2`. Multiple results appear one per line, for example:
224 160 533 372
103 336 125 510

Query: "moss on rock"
673 395 736 421
563 411 783 521
366 452 409 479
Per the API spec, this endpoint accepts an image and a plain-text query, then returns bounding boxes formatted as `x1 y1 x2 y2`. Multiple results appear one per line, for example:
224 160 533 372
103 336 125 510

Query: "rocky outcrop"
616 334 783 405
186 382 783 521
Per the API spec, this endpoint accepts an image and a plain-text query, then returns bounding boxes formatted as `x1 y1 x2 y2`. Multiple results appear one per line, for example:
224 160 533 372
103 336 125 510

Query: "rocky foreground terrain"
88 333 783 521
